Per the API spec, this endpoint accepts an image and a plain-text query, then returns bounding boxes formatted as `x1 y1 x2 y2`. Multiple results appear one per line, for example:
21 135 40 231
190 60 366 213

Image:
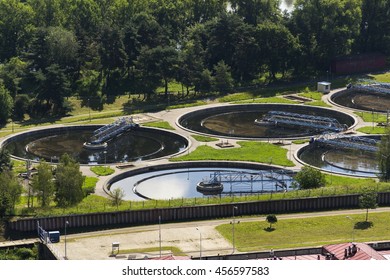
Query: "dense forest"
0 0 390 122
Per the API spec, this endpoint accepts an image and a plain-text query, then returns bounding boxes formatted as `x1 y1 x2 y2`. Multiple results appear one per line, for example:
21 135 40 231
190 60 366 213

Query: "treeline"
0 0 390 122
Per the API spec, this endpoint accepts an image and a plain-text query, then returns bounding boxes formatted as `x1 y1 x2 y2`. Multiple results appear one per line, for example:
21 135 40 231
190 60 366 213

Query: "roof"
323 242 386 260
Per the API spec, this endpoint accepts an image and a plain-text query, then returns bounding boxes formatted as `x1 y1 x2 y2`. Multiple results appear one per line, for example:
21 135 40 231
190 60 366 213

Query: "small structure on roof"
317 81 331 93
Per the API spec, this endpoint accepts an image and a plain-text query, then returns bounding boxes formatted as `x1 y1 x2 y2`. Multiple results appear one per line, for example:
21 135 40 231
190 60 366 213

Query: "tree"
31 160 54 207
212 61 233 94
0 149 12 173
111 188 125 209
55 154 85 207
255 22 300 80
378 128 390 181
0 83 13 124
359 189 378 222
294 166 326 189
0 57 28 98
34 64 71 115
290 0 362 70
230 0 281 26
0 0 34 62
266 214 278 230
0 170 22 217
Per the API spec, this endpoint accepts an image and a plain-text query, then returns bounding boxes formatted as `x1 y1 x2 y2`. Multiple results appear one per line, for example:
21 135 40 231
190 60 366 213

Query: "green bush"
294 166 326 189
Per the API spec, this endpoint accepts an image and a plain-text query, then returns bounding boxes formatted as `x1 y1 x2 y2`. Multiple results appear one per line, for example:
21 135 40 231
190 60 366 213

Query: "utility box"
48 231 60 243
317 82 331 93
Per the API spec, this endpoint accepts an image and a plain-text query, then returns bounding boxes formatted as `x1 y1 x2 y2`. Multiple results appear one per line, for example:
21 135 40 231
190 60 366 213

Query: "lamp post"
346 216 354 242
196 227 202 259
88 98 91 122
232 206 238 253
159 216 162 257
64 220 69 260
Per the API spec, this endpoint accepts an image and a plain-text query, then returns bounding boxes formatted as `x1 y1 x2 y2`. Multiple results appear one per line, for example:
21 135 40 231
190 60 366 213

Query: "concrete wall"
7 192 390 233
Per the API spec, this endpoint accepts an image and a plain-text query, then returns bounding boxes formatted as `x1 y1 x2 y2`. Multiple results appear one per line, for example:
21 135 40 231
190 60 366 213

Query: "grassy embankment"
216 212 390 252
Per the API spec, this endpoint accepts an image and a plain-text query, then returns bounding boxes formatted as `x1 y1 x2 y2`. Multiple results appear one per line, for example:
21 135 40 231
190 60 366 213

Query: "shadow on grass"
264 227 276 232
354 221 373 230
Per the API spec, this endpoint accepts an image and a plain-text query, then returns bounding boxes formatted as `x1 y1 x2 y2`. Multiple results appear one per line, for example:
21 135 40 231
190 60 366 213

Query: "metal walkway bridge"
200 170 296 194
256 111 347 132
89 117 137 145
315 134 379 153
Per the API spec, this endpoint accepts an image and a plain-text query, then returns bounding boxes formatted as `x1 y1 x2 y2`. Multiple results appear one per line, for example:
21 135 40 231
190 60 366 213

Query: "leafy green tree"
0 57 28 98
197 69 213 93
294 166 326 189
0 0 34 62
0 170 22 217
359 0 390 54
31 160 55 207
230 0 281 25
189 0 226 24
359 189 378 222
291 0 362 70
135 46 179 98
0 149 12 173
55 154 85 207
212 61 233 93
266 214 278 229
255 22 300 80
111 188 125 209
0 83 13 124
378 129 390 181
98 24 127 92
27 0 67 27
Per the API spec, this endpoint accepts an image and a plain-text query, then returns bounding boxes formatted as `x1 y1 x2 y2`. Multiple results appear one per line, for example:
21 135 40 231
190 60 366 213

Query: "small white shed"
317 81 331 93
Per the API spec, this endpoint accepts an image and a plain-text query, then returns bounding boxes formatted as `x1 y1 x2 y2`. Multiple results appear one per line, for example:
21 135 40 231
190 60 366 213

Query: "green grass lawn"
235 96 297 104
298 91 323 101
90 166 115 176
355 111 388 123
142 121 175 130
216 212 390 252
171 141 294 167
191 135 219 142
357 126 386 134
304 100 332 107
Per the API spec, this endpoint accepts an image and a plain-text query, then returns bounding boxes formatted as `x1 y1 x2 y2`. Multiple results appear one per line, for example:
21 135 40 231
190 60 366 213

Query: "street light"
64 220 69 260
159 216 162 257
196 227 202 259
232 206 238 253
346 216 355 242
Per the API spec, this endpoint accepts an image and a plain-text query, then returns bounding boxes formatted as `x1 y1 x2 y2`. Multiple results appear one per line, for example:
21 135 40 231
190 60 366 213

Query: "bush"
294 166 325 189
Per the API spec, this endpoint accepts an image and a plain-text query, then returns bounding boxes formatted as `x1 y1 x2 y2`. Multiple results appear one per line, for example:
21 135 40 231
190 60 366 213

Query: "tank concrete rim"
104 161 298 197
295 135 381 178
1 125 190 166
176 103 358 140
329 89 390 113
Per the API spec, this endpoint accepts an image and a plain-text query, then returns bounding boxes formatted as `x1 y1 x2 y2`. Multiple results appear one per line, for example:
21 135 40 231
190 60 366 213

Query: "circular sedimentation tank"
331 88 390 112
177 104 356 139
108 162 297 201
297 135 380 178
1 125 188 165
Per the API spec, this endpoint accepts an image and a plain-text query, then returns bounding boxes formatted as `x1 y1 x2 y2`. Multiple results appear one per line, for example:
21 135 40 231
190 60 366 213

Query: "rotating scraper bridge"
348 79 390 95
255 111 348 132
314 134 379 153
83 117 138 149
198 170 296 194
